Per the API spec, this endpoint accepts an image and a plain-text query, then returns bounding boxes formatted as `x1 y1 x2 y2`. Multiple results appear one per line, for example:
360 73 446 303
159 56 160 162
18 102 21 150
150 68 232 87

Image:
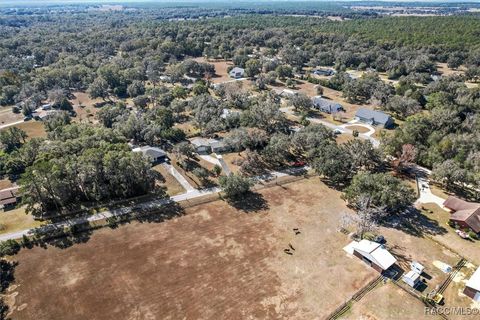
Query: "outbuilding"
344 239 397 272
464 267 480 301
0 189 19 210
403 270 421 288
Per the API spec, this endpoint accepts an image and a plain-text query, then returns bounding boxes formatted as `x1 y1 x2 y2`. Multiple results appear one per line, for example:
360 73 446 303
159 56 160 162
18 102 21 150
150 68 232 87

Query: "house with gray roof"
355 108 394 128
190 138 230 155
229 67 245 79
132 146 167 164
312 96 344 114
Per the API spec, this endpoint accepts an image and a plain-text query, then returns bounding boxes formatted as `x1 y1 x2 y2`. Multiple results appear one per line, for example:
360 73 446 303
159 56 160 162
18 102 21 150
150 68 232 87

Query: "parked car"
374 235 386 244
290 161 306 167
23 115 32 121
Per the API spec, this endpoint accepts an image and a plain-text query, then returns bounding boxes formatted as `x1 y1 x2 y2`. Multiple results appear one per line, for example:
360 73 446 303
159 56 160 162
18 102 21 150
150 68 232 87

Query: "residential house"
312 68 334 76
221 108 240 119
190 138 230 155
229 67 245 79
344 239 397 272
0 188 19 210
355 108 394 128
132 146 167 164
312 96 344 114
443 196 480 233
464 267 480 301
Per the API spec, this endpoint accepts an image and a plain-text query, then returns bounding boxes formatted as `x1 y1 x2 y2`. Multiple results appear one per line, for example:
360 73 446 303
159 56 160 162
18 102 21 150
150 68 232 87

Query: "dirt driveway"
7 178 377 320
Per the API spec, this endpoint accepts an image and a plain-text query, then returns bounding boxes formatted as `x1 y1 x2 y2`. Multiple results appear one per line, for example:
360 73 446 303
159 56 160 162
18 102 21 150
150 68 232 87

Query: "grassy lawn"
13 121 47 139
0 207 45 235
0 179 13 190
152 164 186 196
344 125 371 134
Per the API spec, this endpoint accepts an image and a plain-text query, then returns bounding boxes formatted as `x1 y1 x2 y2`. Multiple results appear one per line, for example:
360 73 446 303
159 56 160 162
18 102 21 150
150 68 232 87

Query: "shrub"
0 240 21 257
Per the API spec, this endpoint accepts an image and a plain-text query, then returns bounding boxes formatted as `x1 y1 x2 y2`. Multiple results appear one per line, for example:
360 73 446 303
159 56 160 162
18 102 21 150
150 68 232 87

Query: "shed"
403 270 421 288
410 261 425 275
464 267 480 301
0 189 18 210
355 108 394 128
312 96 343 114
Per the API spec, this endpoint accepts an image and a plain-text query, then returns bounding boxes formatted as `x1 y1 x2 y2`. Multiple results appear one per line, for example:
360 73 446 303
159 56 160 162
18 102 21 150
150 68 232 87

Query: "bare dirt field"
194 57 234 84
0 106 23 126
341 282 442 320
7 178 378 320
0 179 13 189
13 121 47 139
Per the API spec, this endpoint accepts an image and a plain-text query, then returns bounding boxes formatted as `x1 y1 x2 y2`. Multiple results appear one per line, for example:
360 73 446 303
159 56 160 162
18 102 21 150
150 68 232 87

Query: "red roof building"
443 196 480 233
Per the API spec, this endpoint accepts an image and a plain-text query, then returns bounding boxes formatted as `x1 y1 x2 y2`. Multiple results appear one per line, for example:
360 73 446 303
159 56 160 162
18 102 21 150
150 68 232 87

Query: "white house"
229 67 245 79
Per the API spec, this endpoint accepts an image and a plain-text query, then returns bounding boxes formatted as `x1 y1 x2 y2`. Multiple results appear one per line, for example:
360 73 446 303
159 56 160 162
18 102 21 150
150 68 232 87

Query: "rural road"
0 166 304 242
0 119 24 130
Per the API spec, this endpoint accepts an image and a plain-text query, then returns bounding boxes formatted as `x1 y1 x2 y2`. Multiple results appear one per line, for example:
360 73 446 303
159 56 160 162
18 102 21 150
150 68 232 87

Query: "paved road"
0 166 305 242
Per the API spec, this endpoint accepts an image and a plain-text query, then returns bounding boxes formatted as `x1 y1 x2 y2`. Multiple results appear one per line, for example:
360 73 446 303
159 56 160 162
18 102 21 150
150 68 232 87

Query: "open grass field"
0 207 44 235
152 164 186 196
13 121 47 139
6 178 379 320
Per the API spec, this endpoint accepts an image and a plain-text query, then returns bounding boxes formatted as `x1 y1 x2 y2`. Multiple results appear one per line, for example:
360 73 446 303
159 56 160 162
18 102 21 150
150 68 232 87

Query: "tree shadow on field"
136 201 185 224
380 207 447 238
31 221 93 250
226 192 269 213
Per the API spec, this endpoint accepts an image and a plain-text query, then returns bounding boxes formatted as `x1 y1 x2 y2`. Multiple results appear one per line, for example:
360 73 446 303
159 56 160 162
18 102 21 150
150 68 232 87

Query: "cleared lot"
7 178 377 320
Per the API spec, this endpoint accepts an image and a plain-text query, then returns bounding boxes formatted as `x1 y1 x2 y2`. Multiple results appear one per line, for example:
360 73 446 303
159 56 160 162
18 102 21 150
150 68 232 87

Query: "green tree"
219 174 253 200
343 172 415 214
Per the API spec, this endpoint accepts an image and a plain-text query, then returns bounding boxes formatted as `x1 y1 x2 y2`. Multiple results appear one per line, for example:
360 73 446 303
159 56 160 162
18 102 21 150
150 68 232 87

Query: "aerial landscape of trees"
0 2 478 216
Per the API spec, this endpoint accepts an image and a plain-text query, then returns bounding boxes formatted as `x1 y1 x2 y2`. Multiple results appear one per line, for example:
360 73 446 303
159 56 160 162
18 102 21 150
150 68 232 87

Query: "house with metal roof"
312 96 344 114
344 239 397 272
355 108 394 128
